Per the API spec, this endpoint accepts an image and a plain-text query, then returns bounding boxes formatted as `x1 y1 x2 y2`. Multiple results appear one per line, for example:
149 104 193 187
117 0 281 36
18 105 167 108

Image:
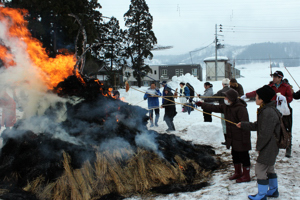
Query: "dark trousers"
165 116 175 130
149 108 160 124
203 110 212 122
282 105 292 145
231 150 250 167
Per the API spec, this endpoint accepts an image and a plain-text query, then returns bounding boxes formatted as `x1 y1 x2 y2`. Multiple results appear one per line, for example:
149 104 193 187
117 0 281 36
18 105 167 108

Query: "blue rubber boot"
248 180 268 200
267 173 279 197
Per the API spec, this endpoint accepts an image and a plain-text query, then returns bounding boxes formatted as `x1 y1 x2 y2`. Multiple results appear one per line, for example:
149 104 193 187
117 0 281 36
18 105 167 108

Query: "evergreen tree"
5 0 102 58
124 0 157 87
102 17 127 88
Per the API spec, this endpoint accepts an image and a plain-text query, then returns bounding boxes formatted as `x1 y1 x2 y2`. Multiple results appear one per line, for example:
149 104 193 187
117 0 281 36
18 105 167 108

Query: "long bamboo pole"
130 87 237 125
284 66 300 89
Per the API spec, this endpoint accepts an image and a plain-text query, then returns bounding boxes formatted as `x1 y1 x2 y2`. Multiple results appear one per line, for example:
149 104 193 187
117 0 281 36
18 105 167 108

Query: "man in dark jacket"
238 85 280 200
161 87 177 131
196 89 251 183
242 70 293 157
230 78 244 97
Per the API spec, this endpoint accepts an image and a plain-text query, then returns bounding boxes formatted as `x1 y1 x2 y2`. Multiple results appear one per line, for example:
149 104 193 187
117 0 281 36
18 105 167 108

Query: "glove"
195 101 202 106
240 95 246 100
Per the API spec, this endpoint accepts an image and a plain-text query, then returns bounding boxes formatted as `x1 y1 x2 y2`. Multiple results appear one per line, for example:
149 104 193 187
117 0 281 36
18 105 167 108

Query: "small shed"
204 56 240 81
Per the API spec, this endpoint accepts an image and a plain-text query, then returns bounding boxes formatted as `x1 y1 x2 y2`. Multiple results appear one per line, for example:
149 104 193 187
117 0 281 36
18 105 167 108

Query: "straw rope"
130 87 237 125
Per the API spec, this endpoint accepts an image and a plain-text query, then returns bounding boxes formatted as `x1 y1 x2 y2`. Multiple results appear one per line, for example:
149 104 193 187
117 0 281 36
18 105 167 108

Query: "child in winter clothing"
196 88 251 183
237 85 280 200
161 87 177 131
144 83 161 127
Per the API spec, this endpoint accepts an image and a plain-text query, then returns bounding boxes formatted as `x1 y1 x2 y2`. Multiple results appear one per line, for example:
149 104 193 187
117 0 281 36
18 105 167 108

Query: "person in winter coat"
237 85 280 200
230 78 244 97
186 83 194 103
161 87 177 131
179 82 190 112
161 81 169 104
210 78 231 145
144 82 161 127
196 89 251 183
242 70 293 158
199 82 214 122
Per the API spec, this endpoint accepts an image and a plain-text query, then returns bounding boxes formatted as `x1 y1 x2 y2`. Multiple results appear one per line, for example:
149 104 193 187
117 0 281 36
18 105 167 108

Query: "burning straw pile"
0 74 221 199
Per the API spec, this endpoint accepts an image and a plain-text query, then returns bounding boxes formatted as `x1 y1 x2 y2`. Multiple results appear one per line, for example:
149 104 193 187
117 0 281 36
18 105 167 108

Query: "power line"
235 57 300 61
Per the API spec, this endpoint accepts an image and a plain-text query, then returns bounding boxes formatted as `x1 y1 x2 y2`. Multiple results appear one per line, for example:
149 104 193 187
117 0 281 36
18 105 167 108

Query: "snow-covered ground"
120 62 300 200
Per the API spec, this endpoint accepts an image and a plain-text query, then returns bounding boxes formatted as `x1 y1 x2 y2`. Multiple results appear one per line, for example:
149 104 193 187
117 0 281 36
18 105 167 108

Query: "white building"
204 56 240 81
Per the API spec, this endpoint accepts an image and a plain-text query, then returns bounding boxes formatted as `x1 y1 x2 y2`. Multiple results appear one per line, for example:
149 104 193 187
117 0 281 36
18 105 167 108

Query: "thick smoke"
0 12 161 157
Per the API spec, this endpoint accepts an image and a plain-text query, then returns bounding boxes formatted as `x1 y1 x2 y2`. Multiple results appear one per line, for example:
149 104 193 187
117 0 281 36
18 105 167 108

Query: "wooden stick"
284 66 300 89
160 95 225 98
130 87 237 125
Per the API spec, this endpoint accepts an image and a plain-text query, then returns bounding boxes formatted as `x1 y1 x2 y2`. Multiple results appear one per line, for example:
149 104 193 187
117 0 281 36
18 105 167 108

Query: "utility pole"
215 24 218 81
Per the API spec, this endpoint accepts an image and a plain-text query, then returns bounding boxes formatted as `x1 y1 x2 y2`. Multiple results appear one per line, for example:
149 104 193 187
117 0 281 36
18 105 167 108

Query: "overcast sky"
99 0 300 55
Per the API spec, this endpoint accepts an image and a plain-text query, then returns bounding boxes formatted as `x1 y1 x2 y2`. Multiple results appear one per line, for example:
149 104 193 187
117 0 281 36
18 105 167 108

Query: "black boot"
285 144 292 158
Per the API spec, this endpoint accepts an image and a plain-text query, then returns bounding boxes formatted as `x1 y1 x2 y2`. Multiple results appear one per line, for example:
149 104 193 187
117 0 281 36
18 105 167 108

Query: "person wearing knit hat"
222 78 230 85
242 70 293 158
161 87 177 132
196 88 251 183
237 85 280 200
209 78 231 145
256 85 276 103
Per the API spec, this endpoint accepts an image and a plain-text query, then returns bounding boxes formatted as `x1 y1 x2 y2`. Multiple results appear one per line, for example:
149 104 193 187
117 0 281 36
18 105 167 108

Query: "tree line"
3 0 157 87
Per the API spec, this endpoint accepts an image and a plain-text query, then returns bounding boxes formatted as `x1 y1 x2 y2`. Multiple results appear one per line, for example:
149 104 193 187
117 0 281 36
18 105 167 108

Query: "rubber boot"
155 114 159 127
229 164 242 180
248 180 268 200
285 144 292 158
236 166 251 183
266 173 279 197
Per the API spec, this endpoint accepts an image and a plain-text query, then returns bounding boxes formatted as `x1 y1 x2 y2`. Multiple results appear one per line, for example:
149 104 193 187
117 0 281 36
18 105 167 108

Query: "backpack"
272 107 291 149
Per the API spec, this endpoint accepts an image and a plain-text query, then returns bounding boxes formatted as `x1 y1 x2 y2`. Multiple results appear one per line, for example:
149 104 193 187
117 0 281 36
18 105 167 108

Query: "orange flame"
0 7 75 89
178 164 185 171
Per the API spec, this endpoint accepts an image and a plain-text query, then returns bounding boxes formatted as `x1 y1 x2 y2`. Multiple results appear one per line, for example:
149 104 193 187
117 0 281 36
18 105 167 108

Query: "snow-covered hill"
121 62 300 200
148 42 300 68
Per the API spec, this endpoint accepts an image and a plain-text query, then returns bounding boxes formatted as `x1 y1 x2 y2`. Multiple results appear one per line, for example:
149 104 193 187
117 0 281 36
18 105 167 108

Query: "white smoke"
135 131 163 158
0 14 74 143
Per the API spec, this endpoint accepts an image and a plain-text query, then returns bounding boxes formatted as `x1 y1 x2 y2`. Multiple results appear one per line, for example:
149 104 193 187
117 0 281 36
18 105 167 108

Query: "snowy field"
120 62 300 200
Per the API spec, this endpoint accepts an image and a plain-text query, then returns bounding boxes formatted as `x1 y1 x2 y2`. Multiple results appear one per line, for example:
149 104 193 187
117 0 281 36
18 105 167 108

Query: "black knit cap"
271 71 284 78
223 88 239 103
256 85 276 103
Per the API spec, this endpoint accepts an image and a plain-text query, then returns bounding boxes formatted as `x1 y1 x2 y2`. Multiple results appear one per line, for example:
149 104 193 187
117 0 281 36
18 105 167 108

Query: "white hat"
222 78 230 85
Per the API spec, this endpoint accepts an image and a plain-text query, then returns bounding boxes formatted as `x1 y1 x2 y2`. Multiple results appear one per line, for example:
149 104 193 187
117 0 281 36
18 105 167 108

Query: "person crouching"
161 87 177 131
196 88 251 183
237 85 280 200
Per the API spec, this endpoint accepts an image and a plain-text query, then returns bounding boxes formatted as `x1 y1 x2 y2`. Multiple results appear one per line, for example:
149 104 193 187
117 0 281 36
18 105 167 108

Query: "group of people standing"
144 69 297 200
194 70 295 200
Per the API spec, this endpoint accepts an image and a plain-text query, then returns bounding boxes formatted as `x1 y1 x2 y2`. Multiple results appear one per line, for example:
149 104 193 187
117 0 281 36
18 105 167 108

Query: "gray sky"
99 0 300 55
